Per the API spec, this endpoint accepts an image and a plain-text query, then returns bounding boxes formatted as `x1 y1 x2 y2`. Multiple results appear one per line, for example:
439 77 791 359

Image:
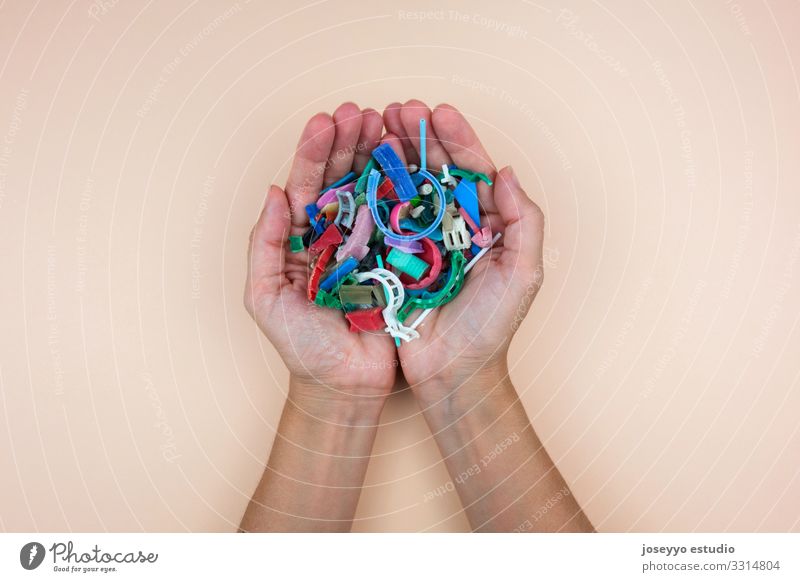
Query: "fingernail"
507 166 521 189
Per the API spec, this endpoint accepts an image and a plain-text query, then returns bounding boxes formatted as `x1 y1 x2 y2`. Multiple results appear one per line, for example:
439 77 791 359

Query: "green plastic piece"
289 235 304 253
314 289 342 309
397 252 466 322
355 158 377 194
387 248 429 281
353 193 366 206
450 168 493 186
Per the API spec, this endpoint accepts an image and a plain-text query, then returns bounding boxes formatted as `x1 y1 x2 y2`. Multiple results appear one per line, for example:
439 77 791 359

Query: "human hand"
381 100 545 396
244 103 397 411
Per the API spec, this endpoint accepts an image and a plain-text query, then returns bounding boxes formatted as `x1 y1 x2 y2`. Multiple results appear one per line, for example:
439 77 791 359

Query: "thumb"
245 185 291 314
493 166 545 292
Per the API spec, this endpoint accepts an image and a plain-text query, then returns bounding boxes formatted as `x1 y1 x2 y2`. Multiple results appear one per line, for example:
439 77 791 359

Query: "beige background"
1 0 798 532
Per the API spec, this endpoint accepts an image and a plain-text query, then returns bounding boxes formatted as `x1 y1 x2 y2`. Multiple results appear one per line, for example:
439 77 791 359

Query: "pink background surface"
1 0 798 531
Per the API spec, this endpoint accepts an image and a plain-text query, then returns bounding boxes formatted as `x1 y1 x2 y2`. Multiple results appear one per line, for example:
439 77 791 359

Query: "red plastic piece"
309 224 343 255
383 236 443 290
377 177 397 200
307 245 335 301
345 306 385 332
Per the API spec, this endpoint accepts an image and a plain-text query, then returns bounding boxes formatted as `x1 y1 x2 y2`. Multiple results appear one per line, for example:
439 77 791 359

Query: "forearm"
415 364 593 532
239 376 384 532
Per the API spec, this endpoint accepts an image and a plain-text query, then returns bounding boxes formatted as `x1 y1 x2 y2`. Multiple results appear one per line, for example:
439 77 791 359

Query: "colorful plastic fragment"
289 235 304 253
309 224 343 255
345 307 385 332
386 248 430 281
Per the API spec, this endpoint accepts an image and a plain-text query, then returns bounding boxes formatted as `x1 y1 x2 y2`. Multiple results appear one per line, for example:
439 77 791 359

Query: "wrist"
410 359 512 411
288 375 387 425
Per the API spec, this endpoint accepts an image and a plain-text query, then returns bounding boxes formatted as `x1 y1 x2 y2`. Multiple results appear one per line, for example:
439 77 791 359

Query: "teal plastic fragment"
450 168 493 185
289 235 304 253
387 248 430 281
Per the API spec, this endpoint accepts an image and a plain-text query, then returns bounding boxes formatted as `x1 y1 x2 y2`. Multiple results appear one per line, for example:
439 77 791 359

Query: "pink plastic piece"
335 205 374 262
316 182 355 208
471 226 493 247
385 236 423 254
389 202 411 234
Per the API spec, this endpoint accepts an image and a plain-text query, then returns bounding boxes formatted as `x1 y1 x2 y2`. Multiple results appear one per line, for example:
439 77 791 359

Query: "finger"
400 99 452 171
431 103 498 213
285 112 335 228
493 166 544 289
353 108 383 173
324 102 363 186
245 185 291 312
378 132 407 166
383 102 419 164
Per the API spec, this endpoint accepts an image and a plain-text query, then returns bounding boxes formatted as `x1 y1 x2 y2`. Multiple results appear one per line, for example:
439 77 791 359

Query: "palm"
253 250 396 394
246 104 396 395
381 100 544 387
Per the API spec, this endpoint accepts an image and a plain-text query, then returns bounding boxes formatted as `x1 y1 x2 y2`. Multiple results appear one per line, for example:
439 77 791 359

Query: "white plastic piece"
409 232 502 331
440 164 457 188
354 268 419 342
334 191 355 229
418 183 433 196
442 213 471 251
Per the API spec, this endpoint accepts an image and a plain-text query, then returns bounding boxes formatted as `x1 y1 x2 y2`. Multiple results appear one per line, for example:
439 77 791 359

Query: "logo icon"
20 542 46 570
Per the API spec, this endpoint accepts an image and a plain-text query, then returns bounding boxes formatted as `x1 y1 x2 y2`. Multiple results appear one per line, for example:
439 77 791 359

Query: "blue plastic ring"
367 169 446 242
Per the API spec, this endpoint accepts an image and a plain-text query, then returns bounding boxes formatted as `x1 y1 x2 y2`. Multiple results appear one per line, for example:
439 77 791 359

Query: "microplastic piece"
339 284 376 307
319 171 357 195
371 143 417 202
334 191 355 229
385 236 423 254
345 306 385 332
289 235 304 253
319 257 358 292
419 118 427 171
367 169 446 242
336 204 374 262
452 179 480 229
309 224 343 255
442 213 472 251
386 248 430 281
450 168 493 185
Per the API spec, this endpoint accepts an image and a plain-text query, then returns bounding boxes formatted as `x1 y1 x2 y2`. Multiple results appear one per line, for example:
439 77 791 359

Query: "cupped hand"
382 100 545 391
245 103 398 402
